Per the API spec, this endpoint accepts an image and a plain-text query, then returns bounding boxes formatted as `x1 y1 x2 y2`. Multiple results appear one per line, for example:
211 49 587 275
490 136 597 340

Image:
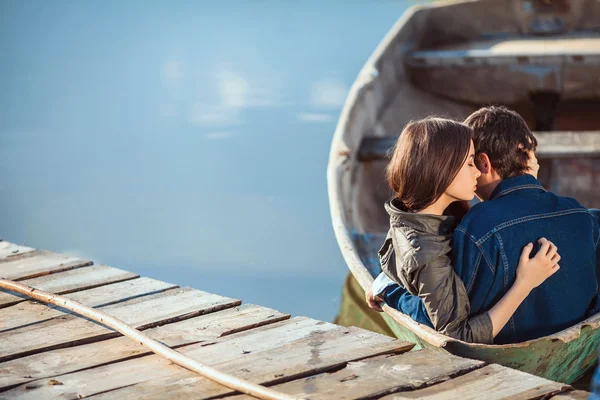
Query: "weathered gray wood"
0 287 240 362
3 317 334 399
380 364 568 400
5 318 412 399
408 36 600 65
0 241 35 260
0 304 289 390
551 390 592 399
0 264 138 309
0 250 92 281
0 277 176 332
88 323 413 400
226 349 485 400
358 131 600 162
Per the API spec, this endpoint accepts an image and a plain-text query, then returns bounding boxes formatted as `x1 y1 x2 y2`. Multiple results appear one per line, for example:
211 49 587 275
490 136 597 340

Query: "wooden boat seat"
408 35 600 66
405 34 600 104
358 131 600 162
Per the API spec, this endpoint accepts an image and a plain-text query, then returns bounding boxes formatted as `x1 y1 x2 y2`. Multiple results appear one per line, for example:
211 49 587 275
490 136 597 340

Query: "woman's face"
445 141 481 201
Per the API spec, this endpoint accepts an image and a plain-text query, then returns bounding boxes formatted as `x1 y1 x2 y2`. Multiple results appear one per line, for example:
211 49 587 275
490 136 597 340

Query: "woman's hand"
515 238 561 292
365 289 384 312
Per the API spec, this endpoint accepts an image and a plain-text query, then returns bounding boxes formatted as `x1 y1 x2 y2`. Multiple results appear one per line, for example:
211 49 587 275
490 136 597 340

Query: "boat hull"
336 272 600 384
328 0 600 387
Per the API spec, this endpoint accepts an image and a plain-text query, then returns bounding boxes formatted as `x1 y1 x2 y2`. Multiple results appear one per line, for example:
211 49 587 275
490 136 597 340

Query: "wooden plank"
226 349 485 400
358 131 600 162
0 287 240 362
379 364 568 400
0 264 138 309
0 241 35 260
0 304 289 390
0 250 92 281
2 317 336 399
409 34 600 59
85 324 413 400
0 277 177 332
551 390 592 399
4 319 412 399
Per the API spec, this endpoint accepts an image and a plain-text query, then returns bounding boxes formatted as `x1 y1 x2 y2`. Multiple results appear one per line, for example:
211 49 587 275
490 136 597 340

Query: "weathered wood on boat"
0 265 138 309
551 390 594 399
409 35 600 61
0 241 35 260
0 304 290 391
0 287 240 362
358 131 600 162
0 250 92 281
73 322 413 400
380 364 568 400
0 277 176 332
407 34 600 105
228 349 485 400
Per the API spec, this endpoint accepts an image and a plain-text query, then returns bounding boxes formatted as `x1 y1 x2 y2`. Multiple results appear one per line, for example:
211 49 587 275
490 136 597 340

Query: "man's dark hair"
464 106 538 179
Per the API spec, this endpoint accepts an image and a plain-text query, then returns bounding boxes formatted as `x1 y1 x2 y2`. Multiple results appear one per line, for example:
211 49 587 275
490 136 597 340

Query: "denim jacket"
377 174 600 344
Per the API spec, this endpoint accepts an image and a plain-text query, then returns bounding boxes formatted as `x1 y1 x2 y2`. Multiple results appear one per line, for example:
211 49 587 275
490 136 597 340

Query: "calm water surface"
0 1 416 321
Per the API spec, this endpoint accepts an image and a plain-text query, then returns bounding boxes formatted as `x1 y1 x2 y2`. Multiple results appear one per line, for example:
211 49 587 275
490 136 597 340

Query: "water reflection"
0 1 414 321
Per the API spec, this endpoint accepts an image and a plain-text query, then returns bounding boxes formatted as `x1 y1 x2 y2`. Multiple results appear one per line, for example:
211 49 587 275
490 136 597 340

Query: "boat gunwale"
326 0 600 351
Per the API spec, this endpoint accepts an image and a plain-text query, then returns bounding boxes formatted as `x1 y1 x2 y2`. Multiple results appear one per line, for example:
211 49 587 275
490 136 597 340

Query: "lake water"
0 1 417 322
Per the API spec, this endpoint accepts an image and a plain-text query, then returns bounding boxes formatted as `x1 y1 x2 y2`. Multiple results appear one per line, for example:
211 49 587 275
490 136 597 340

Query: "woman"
365 117 560 344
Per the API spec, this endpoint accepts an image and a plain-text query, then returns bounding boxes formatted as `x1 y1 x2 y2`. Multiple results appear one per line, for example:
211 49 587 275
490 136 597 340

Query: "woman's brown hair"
386 118 473 212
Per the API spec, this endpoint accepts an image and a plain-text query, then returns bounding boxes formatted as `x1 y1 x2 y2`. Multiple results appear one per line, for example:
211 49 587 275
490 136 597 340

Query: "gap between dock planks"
0 285 242 363
0 303 291 391
0 264 138 309
0 241 589 400
0 250 92 281
0 276 178 332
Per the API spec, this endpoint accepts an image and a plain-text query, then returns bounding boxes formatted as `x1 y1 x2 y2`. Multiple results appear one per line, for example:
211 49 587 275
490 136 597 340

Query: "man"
368 106 600 344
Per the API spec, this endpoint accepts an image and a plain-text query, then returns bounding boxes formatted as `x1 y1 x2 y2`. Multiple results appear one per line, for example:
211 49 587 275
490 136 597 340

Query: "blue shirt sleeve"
380 283 434 328
371 272 396 297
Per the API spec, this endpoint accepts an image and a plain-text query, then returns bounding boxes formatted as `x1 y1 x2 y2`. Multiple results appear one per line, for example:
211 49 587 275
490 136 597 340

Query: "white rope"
0 279 302 400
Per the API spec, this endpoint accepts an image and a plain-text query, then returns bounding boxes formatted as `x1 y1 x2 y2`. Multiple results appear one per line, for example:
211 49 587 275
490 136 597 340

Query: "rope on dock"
0 279 303 400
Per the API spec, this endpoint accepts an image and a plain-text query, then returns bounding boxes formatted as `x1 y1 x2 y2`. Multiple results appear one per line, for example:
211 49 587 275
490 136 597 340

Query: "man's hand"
365 289 384 312
526 149 539 179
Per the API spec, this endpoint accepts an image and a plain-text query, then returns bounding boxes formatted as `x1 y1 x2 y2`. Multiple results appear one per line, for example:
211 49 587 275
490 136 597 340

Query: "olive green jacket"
379 199 494 344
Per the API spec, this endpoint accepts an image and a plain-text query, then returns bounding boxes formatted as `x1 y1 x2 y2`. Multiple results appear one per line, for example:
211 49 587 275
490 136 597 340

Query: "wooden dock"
0 240 592 399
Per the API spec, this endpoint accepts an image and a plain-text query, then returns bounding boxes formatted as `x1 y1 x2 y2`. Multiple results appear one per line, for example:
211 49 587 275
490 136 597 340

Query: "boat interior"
345 0 600 277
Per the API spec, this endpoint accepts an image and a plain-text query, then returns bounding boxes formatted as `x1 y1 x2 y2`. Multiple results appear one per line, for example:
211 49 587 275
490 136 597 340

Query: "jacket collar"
385 199 455 236
489 174 546 201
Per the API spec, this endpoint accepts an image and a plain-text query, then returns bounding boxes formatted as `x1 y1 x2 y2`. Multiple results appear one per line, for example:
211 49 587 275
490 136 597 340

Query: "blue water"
0 1 415 322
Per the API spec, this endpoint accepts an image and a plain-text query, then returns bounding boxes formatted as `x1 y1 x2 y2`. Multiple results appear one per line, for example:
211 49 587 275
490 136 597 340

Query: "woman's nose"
475 169 481 178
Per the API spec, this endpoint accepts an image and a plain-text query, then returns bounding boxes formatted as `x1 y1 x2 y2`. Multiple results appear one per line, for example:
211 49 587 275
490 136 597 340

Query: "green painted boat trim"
336 272 600 384
334 273 394 338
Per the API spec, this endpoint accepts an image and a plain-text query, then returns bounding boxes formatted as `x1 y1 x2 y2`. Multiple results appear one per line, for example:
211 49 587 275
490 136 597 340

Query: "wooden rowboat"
327 0 600 384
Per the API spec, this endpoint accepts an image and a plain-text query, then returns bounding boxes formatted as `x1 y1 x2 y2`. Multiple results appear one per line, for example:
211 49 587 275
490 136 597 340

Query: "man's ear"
477 153 492 174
